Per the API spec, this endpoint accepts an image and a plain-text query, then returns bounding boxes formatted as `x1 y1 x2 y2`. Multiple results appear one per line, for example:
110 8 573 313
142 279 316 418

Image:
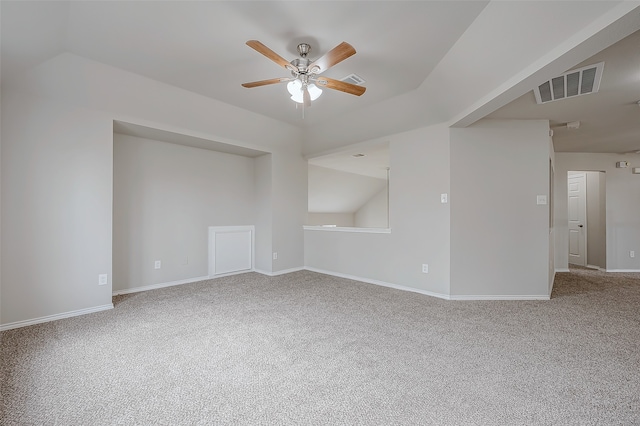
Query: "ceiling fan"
241 40 366 107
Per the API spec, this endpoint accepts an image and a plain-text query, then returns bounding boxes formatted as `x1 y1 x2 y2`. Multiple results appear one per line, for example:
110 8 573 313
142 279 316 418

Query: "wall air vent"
534 62 604 104
341 73 365 85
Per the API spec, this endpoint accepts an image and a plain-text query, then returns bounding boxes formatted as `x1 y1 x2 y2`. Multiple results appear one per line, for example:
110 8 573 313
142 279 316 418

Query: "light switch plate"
537 195 547 205
440 193 448 203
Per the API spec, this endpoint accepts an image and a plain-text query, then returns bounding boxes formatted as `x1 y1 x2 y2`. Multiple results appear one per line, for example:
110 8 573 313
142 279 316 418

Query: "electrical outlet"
631 251 635 258
273 252 278 260
440 193 448 204
154 260 161 269
98 274 108 285
422 264 429 273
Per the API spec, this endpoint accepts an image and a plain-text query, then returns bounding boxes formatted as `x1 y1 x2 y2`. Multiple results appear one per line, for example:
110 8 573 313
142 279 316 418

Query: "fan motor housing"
290 58 311 75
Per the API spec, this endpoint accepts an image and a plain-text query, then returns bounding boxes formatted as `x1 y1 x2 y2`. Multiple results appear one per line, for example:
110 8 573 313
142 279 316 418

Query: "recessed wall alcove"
112 121 268 295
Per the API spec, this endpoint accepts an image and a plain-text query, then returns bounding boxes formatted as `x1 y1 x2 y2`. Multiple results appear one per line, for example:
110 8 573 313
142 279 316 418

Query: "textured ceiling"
2 1 639 155
0 1 487 127
488 29 640 154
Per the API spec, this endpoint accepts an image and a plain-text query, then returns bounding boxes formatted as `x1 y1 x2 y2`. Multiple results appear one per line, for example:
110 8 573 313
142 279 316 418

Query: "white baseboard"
606 269 640 273
305 267 553 301
304 267 451 300
255 267 305 277
449 294 551 301
555 268 570 273
0 304 114 331
586 264 606 271
113 275 209 296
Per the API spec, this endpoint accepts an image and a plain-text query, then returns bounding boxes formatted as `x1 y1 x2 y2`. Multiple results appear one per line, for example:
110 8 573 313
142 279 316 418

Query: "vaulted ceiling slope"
2 1 639 155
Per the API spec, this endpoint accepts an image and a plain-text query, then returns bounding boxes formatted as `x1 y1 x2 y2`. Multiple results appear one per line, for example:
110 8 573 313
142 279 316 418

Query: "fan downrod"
297 43 311 58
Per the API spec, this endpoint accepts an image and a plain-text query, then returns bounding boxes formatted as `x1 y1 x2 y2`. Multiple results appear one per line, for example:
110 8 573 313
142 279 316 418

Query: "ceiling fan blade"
246 40 292 69
242 77 290 88
307 42 356 74
315 76 366 96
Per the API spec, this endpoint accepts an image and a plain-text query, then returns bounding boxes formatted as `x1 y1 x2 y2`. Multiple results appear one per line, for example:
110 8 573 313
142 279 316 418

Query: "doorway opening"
567 171 606 270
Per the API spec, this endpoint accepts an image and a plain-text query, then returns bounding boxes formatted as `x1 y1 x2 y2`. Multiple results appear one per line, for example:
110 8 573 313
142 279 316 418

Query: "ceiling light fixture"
287 79 322 104
242 40 365 113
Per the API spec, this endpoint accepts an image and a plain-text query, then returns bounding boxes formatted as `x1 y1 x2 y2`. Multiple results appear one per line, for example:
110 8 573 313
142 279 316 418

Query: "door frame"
568 172 587 266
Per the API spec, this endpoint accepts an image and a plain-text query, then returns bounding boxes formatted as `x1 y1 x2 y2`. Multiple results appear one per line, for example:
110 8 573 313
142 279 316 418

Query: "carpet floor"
1 268 639 425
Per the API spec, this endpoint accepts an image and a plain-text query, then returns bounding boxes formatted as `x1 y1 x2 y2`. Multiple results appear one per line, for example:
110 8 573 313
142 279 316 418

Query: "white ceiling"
1 0 639 157
308 165 386 213
488 29 640 154
0 1 487 128
308 142 389 180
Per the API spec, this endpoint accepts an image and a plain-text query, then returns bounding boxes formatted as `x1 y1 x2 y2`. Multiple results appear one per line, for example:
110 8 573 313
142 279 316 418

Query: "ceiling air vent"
534 62 604 104
341 73 365 85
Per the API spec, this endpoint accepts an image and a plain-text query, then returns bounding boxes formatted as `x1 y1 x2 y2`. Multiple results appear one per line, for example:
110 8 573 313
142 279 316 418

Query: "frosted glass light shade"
287 80 322 103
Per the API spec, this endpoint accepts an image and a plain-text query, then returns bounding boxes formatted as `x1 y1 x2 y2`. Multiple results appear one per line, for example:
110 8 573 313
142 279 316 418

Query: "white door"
568 173 587 266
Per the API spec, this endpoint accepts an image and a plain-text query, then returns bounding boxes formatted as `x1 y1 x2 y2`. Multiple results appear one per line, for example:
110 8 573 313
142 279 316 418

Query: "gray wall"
2 92 114 324
254 154 273 273
586 171 606 269
113 134 257 291
355 187 388 228
307 213 355 227
306 119 553 298
271 151 307 273
449 119 551 298
305 124 451 296
308 165 386 217
1 53 304 327
555 153 639 271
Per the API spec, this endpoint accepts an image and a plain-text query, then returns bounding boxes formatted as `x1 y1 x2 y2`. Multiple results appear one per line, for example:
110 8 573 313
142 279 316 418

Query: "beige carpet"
1 268 639 425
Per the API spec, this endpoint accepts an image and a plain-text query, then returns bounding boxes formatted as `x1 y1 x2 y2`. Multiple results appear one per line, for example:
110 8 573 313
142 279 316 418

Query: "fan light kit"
242 40 366 112
287 79 322 103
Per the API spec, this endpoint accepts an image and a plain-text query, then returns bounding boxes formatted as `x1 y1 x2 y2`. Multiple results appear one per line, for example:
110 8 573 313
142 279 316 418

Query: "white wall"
308 165 386 215
549 140 556 294
254 154 273 274
555 153 640 271
113 134 257 291
271 151 307 273
307 213 355 227
355 187 388 228
450 119 551 298
1 92 114 324
1 53 304 327
305 124 451 297
586 171 606 269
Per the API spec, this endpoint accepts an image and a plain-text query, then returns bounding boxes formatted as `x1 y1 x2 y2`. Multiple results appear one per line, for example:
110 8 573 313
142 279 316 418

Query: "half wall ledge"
303 226 391 234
